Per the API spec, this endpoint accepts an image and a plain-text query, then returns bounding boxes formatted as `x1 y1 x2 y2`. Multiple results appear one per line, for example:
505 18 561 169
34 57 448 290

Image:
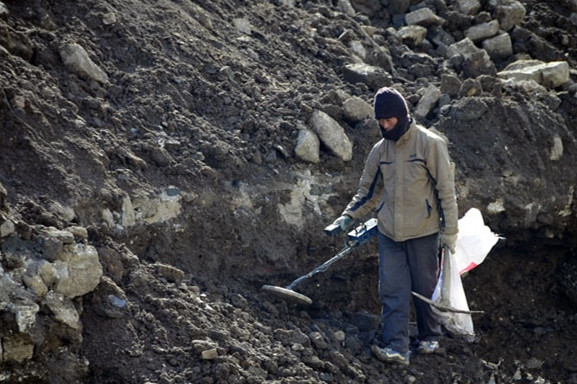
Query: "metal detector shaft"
286 218 379 290
286 244 356 291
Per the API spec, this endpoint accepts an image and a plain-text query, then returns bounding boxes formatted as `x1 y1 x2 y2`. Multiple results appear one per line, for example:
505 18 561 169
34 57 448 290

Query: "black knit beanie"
374 87 410 141
374 87 408 120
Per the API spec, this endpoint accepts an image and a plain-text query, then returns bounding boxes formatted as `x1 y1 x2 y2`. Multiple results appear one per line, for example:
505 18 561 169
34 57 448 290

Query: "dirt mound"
1 0 577 383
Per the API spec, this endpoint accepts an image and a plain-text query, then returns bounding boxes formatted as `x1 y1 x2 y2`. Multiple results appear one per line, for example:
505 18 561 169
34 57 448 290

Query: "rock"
337 0 356 16
91 276 128 318
97 246 126 282
342 96 373 123
60 43 109 84
201 348 219 360
342 63 392 90
549 135 563 161
464 49 497 78
349 0 381 14
482 33 513 60
295 129 320 163
448 37 482 59
309 110 353 162
459 78 483 97
497 60 570 89
450 97 489 121
154 262 185 283
54 243 103 298
414 84 441 121
398 25 428 47
510 26 564 62
2 334 34 363
0 214 14 238
405 7 445 27
441 74 462 98
0 181 6 209
309 331 329 349
477 74 503 96
349 40 367 59
447 38 497 77
494 0 526 31
37 260 58 288
65 226 88 242
9 296 39 333
233 18 251 35
132 188 184 225
457 0 481 15
274 328 310 346
465 20 500 42
44 291 81 331
0 2 9 18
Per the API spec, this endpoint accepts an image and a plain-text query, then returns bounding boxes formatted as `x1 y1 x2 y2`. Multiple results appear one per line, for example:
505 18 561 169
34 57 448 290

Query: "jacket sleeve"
428 137 459 236
342 143 383 220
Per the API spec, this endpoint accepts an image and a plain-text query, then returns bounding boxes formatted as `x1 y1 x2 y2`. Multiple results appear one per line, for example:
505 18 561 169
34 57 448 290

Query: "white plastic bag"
432 208 500 336
454 208 500 275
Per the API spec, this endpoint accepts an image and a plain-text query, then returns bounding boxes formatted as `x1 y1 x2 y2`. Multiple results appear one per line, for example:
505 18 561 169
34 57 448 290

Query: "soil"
1 0 577 383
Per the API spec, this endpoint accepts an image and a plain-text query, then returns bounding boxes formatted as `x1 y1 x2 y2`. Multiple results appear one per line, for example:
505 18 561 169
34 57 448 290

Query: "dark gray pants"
378 231 442 353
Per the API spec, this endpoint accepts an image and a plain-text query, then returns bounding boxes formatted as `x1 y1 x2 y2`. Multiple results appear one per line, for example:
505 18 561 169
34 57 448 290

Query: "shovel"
412 246 484 314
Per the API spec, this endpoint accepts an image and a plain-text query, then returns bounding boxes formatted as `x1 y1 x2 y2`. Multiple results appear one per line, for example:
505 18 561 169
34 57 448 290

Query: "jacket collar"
395 119 416 145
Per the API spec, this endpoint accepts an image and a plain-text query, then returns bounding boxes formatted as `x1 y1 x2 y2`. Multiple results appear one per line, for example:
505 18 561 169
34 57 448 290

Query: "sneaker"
417 340 439 354
371 344 409 366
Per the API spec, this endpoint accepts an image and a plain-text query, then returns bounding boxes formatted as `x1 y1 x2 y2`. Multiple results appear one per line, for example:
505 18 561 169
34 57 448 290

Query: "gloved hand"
333 215 353 231
441 233 458 254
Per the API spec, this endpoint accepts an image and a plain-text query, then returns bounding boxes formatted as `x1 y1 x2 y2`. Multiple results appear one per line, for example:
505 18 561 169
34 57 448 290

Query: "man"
330 87 458 365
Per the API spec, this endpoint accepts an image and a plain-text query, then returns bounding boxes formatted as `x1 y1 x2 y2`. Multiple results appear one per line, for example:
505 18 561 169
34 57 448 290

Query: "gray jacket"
343 121 458 241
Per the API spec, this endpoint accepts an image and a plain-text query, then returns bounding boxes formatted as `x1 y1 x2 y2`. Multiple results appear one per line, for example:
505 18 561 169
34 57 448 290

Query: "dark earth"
2 0 577 383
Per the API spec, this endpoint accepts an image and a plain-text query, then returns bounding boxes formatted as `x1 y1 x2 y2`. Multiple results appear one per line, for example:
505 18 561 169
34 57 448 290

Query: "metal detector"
261 218 378 305
261 218 484 314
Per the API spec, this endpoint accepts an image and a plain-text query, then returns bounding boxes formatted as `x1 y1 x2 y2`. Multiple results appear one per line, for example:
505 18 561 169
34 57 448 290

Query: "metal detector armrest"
347 218 378 246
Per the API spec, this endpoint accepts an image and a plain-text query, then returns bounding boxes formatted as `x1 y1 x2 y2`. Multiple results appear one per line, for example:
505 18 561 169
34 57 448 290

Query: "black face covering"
380 115 411 141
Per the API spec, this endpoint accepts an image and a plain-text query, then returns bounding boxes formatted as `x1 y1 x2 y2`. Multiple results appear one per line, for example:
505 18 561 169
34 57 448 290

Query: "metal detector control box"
347 218 378 246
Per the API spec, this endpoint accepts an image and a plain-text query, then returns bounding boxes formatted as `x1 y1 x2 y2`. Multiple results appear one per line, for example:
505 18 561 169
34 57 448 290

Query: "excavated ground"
1 0 577 383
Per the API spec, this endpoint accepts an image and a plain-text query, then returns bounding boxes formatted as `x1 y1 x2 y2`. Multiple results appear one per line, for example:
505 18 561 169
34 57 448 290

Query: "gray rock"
405 7 445 27
415 85 441 121
398 25 428 47
465 20 500 42
2 334 34 363
498 60 570 89
459 78 483 97
45 291 81 331
494 0 526 31
342 63 392 90
309 110 353 162
0 181 6 209
60 43 109 84
54 243 103 298
450 97 489 121
463 49 497 78
295 129 320 164
0 1 8 18
441 74 462 98
483 32 513 60
457 0 481 15
342 96 373 123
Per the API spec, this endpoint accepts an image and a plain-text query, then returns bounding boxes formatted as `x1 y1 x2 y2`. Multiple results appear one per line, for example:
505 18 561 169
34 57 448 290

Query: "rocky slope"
1 0 577 383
